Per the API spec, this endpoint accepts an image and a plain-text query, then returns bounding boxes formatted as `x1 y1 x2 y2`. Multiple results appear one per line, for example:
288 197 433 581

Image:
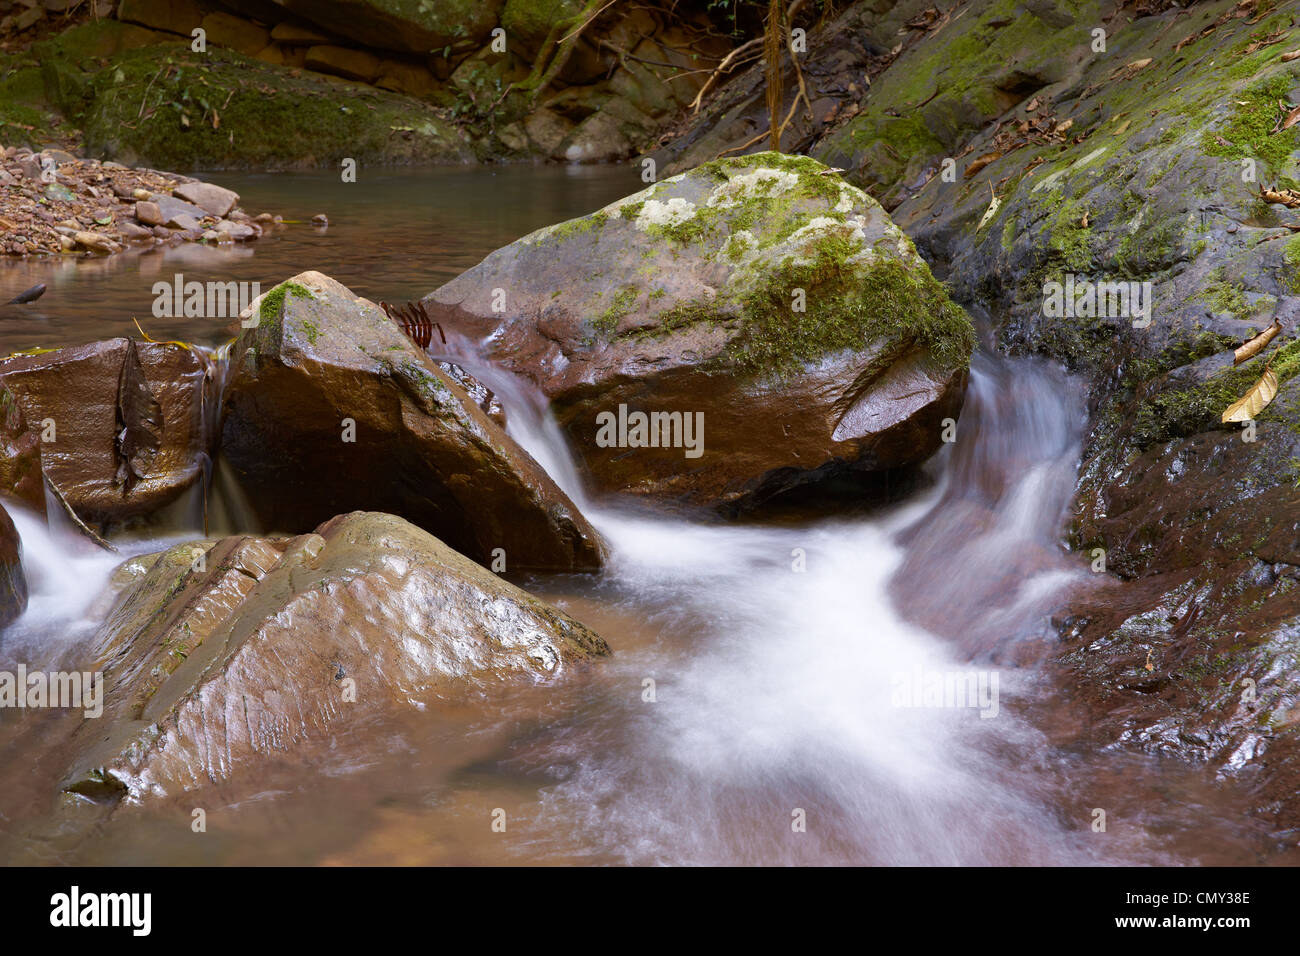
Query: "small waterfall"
425 336 1104 864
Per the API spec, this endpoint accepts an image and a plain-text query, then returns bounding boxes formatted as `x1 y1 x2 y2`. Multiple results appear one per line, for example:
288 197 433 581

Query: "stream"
0 167 1278 865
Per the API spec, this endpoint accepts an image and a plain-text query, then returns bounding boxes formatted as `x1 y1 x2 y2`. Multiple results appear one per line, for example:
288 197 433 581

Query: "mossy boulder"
55 511 608 802
226 0 505 55
425 152 975 512
75 45 472 170
220 271 604 571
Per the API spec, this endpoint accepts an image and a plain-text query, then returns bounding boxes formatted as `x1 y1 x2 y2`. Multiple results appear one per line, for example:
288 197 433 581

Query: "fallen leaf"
1114 119 1131 135
114 337 163 492
1261 185 1300 208
1025 96 1040 112
1234 320 1282 365
1272 102 1300 133
964 151 1003 178
977 183 1001 232
1054 117 1074 135
1283 49 1300 61
1222 366 1279 422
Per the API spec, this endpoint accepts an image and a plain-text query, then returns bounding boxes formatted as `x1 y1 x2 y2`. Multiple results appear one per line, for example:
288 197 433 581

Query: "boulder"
269 21 330 46
304 44 383 83
0 383 44 514
115 0 201 36
172 180 240 217
0 339 216 527
199 12 270 57
0 501 27 629
502 0 585 53
57 511 609 801
243 0 504 55
424 153 975 512
219 271 604 571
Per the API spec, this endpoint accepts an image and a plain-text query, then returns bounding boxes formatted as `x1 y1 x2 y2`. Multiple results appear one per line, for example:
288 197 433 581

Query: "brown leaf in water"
964 151 1003 177
1234 320 1282 365
114 338 163 492
1222 366 1279 423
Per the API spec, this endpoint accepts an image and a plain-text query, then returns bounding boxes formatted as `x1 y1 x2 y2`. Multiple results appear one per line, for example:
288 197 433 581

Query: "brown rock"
0 501 26 629
56 511 608 801
173 180 239 217
303 44 383 82
269 21 329 45
115 0 201 36
0 383 44 514
424 153 974 513
199 11 269 56
0 340 216 527
220 271 604 572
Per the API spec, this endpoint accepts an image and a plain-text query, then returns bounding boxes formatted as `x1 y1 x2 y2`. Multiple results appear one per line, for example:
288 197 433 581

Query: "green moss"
545 210 609 243
592 285 639 335
1200 75 1299 174
1131 338 1300 446
259 280 314 333
76 46 468 170
1284 234 1300 294
726 231 974 378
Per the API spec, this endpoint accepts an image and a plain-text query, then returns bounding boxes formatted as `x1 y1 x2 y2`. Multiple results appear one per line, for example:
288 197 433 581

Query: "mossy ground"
55 42 469 170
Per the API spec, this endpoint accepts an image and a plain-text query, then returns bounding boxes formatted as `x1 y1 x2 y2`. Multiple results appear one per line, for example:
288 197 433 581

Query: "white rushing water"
455 349 1106 865
2 341 1123 865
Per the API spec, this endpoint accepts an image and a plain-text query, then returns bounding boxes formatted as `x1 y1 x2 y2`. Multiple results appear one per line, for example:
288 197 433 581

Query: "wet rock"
0 340 215 527
165 212 201 232
56 511 608 801
132 200 162 225
0 501 26 629
0 384 42 514
213 219 255 241
172 181 239 217
220 271 604 571
425 152 974 512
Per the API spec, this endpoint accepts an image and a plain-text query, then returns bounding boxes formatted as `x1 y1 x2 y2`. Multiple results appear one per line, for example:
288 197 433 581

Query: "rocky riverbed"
1 0 1298 864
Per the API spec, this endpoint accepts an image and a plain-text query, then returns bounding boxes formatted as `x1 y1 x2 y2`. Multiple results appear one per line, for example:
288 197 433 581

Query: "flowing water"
0 167 1278 865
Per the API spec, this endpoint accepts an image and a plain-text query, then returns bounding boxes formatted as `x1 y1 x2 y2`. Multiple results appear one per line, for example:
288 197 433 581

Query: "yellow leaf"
1222 367 1279 422
977 185 1001 232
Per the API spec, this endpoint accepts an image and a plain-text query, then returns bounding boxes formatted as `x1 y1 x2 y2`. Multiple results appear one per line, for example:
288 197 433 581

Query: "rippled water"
0 168 1278 865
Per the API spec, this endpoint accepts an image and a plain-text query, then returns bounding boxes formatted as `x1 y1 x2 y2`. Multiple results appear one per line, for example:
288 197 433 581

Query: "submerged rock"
0 339 216 527
0 501 26 629
220 271 604 571
425 152 975 512
58 511 608 802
